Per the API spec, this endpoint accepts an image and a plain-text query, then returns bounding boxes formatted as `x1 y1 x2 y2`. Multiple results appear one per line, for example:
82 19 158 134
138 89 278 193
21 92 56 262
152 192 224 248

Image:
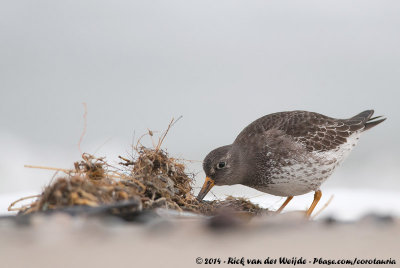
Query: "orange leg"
276 196 293 214
306 190 322 218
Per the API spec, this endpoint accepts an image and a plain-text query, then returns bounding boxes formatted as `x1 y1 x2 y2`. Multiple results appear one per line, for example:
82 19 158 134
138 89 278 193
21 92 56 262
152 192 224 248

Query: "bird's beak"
196 177 215 201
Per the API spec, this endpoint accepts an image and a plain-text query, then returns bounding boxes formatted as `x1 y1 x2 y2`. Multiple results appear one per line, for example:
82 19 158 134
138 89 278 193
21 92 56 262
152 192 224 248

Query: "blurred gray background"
1 0 399 198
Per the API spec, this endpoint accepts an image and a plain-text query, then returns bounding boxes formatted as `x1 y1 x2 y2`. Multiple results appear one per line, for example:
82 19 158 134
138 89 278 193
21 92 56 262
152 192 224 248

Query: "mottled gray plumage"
199 110 385 199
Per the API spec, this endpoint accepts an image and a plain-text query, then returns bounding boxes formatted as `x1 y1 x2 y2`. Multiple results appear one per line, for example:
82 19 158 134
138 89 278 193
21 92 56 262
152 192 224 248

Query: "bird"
196 110 385 217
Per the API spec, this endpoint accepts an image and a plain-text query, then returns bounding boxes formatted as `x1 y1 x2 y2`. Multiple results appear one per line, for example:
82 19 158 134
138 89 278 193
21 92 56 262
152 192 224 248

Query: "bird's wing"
234 110 376 152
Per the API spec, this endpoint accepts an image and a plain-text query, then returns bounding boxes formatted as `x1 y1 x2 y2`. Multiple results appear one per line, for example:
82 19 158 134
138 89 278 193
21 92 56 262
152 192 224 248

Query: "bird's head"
197 145 242 201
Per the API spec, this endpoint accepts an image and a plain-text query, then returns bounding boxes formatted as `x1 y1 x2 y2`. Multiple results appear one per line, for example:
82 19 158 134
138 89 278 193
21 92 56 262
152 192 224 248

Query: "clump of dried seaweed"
211 196 265 215
9 120 267 217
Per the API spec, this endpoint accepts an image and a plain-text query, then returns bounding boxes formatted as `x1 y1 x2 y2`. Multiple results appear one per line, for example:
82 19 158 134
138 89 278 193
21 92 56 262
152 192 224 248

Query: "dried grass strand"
24 165 72 174
8 195 41 211
78 102 88 155
312 195 334 219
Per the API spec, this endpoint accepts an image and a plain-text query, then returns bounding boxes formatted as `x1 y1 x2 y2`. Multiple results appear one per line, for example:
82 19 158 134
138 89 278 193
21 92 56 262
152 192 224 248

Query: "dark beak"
196 177 215 201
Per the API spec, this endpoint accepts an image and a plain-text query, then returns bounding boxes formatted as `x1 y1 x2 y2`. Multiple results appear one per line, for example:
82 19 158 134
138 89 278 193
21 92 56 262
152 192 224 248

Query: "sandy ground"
0 211 398 268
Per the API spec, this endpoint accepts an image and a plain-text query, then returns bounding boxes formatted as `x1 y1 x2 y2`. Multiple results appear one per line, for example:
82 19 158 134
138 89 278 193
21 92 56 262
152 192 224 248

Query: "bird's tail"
350 110 386 131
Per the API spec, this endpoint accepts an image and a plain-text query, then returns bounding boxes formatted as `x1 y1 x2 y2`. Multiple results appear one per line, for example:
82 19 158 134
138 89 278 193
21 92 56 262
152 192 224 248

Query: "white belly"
256 132 362 197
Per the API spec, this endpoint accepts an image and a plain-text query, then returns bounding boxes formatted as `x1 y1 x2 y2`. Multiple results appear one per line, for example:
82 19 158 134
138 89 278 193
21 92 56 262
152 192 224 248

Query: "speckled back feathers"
234 110 384 153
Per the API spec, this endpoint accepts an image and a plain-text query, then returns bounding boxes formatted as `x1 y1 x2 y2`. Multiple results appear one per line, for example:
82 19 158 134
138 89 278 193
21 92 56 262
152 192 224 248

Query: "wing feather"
234 110 375 152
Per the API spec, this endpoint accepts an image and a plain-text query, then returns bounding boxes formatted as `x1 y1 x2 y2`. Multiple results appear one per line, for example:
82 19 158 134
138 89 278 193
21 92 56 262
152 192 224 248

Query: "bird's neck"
234 144 261 187
228 145 248 185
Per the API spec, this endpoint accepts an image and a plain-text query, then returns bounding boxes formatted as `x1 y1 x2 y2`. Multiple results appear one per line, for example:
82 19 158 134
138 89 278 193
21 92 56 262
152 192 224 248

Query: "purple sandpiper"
197 110 385 217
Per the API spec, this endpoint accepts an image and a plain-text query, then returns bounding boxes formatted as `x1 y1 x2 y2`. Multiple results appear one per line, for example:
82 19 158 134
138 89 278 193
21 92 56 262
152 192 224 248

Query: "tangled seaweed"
10 121 267 217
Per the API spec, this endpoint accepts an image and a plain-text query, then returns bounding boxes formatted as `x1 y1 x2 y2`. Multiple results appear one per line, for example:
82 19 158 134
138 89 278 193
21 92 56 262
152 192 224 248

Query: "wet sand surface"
0 211 398 268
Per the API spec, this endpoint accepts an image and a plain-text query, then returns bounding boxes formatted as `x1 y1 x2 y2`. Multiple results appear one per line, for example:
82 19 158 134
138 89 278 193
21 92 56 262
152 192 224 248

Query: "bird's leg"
275 196 293 214
306 190 322 218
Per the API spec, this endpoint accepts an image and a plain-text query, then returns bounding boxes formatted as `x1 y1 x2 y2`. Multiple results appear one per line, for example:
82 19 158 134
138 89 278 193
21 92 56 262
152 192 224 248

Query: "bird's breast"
246 131 362 196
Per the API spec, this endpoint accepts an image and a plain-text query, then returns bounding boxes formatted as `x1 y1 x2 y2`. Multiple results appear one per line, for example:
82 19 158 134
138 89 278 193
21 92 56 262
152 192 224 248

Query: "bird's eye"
217 162 226 169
